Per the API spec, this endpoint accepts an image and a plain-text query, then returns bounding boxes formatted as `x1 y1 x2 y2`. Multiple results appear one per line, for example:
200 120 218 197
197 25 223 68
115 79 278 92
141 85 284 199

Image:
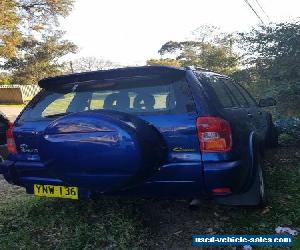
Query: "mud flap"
215 167 262 206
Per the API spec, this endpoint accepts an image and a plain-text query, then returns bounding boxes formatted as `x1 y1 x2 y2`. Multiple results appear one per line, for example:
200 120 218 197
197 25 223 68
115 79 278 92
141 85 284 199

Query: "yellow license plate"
34 184 78 200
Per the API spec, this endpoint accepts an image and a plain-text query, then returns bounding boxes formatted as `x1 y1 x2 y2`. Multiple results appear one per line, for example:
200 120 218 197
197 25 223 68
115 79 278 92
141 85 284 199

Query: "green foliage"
0 196 146 249
0 0 74 59
3 31 77 85
239 21 300 83
275 117 300 145
156 26 240 74
0 0 22 58
218 147 300 250
146 58 182 67
0 72 12 85
0 0 76 85
158 40 239 75
279 133 296 146
233 21 300 118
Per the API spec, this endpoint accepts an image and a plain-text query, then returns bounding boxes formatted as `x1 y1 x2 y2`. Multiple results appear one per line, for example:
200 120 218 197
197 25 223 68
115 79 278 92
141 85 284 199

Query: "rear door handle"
247 112 253 118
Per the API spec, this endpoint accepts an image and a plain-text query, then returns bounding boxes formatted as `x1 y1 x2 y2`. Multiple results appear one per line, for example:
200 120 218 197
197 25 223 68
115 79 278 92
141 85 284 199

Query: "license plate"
34 184 78 200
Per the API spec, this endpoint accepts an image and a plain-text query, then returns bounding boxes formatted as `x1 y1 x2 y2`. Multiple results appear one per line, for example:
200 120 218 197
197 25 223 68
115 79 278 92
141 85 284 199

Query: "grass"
216 146 300 249
0 196 146 249
0 146 299 249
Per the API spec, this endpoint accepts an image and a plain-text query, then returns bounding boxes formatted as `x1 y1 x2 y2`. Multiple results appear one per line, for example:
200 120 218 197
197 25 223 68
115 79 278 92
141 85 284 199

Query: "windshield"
18 77 194 122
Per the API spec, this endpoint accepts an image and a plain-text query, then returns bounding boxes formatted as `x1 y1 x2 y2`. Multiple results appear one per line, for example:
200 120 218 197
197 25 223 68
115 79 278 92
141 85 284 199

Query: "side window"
235 83 257 106
224 79 249 108
209 77 236 108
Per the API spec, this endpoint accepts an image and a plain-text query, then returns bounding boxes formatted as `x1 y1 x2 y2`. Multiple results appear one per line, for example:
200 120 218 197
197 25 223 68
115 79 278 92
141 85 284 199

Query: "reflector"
212 187 231 194
6 122 17 154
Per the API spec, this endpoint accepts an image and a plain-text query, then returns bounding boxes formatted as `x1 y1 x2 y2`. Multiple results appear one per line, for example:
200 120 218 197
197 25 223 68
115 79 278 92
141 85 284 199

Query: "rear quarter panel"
189 71 257 194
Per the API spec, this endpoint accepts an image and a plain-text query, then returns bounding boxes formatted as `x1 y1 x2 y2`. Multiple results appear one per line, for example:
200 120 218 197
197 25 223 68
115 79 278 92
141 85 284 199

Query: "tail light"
212 187 231 194
6 122 17 154
196 116 232 152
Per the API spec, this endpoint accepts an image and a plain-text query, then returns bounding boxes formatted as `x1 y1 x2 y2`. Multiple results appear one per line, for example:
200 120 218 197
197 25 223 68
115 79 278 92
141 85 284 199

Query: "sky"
61 0 300 65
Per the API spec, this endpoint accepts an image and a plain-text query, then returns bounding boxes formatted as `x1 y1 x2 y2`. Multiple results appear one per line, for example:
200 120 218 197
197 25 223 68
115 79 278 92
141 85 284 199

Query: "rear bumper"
0 160 91 198
0 159 247 198
203 160 247 195
0 160 205 198
0 159 13 176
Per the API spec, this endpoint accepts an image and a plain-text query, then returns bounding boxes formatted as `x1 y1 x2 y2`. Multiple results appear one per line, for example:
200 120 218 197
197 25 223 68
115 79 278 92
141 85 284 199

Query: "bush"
275 117 300 145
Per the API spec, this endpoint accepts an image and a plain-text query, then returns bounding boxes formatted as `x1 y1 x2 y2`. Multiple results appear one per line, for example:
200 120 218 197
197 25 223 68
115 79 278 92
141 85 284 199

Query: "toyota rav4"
0 66 278 206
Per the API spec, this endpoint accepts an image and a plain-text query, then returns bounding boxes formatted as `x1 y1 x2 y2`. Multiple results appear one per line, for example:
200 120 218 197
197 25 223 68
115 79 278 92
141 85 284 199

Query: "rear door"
14 73 201 192
87 77 202 187
13 92 76 162
234 83 269 140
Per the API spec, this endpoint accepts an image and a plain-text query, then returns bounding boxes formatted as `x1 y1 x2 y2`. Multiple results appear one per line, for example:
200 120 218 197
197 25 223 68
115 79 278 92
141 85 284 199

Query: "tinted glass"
198 73 236 108
224 79 249 107
42 92 75 117
235 83 257 106
19 78 194 122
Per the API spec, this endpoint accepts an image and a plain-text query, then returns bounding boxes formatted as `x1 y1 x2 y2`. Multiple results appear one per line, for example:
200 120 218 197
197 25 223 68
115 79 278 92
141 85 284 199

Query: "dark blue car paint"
0 66 274 200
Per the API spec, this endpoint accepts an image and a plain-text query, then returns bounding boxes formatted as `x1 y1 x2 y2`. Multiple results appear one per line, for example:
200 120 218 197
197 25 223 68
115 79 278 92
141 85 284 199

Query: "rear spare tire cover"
39 110 167 192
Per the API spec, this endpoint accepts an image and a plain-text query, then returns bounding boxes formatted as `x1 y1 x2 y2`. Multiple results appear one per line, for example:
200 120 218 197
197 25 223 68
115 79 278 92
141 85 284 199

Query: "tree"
236 21 300 116
0 0 74 59
156 25 240 74
0 72 12 85
3 31 77 85
239 21 300 83
69 57 119 73
0 0 76 84
158 40 239 74
146 58 181 67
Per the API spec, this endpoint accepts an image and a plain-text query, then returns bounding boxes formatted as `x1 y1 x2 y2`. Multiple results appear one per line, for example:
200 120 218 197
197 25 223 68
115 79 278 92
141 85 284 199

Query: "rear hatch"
12 67 202 192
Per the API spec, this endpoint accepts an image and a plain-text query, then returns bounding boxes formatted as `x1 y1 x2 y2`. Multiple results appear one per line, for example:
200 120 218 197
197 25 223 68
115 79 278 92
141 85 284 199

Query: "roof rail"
184 66 195 70
185 66 210 72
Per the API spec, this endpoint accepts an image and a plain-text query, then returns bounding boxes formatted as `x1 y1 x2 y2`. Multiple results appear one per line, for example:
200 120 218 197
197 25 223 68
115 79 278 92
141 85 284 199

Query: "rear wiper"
44 112 72 118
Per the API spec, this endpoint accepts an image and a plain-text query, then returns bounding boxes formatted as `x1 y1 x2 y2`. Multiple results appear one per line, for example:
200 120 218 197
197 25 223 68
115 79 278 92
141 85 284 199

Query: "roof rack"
185 66 210 72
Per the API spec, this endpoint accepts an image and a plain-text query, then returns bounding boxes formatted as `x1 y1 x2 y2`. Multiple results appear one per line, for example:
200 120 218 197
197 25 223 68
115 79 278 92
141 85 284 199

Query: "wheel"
255 156 267 207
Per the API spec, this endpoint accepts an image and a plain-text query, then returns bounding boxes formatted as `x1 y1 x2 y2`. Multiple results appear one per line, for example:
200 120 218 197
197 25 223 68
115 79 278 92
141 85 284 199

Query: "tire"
255 155 267 207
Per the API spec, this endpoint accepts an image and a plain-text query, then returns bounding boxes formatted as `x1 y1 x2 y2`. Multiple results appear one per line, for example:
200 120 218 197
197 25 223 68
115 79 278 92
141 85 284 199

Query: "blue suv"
0 66 278 206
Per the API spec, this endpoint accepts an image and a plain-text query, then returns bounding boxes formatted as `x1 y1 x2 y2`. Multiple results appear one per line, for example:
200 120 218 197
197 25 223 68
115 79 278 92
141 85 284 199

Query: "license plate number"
34 184 78 199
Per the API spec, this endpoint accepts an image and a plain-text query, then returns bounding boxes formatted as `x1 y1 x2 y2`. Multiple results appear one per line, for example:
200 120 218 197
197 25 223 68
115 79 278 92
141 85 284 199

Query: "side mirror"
258 97 276 107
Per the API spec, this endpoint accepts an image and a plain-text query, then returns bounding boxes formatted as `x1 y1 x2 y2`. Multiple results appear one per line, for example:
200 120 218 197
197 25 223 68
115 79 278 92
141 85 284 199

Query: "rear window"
19 77 194 122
